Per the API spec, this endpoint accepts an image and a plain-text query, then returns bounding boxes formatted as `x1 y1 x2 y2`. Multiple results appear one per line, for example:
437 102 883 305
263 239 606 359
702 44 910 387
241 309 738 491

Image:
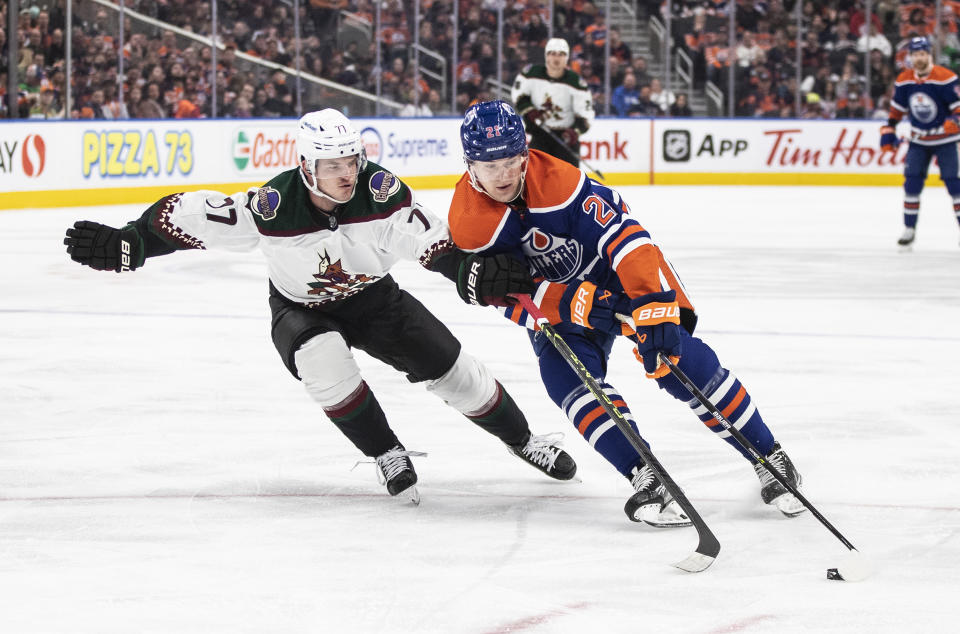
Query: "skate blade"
642 500 693 528
772 492 806 517
404 485 421 506
897 243 914 252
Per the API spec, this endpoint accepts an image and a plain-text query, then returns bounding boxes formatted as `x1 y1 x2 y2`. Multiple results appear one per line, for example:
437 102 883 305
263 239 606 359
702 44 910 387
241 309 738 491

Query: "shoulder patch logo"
252 187 281 220
369 170 401 202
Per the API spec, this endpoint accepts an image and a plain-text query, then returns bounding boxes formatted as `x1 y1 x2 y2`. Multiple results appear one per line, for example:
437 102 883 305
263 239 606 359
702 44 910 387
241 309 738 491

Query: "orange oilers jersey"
447 149 695 326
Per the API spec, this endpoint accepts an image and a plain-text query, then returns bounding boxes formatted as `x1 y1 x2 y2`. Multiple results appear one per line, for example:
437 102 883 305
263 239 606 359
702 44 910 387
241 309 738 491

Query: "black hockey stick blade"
514 295 719 572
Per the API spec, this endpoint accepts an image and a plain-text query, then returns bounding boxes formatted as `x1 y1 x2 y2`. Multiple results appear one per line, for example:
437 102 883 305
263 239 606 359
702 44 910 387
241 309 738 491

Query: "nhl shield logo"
522 228 582 282
663 130 691 162
252 186 281 220
369 170 401 202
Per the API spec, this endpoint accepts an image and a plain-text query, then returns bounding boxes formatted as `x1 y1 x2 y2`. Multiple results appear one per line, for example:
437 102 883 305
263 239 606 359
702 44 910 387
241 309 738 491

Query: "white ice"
2 185 959 633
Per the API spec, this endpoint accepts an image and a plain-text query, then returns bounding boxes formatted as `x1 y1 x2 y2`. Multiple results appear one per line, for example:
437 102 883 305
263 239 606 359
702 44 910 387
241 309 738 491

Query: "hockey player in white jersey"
63 109 576 502
511 38 595 168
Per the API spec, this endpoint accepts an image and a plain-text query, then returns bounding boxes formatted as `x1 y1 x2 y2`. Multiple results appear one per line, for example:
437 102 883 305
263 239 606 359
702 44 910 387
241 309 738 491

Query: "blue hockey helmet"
460 100 528 162
908 36 931 53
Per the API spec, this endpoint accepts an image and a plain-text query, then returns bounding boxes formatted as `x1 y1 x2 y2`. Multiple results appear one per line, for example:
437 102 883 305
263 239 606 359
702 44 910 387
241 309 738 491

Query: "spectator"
800 92 827 119
650 78 676 112
738 31 764 68
137 82 166 119
608 26 632 63
28 86 64 119
102 83 129 119
627 84 663 117
858 23 893 58
612 71 641 116
669 92 694 117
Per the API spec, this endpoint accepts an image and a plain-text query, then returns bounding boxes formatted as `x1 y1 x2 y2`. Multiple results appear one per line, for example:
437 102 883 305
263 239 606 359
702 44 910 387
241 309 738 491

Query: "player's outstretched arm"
63 220 146 273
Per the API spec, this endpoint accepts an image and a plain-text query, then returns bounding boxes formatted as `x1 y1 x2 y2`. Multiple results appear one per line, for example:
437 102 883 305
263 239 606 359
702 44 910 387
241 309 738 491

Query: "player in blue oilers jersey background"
880 36 960 247
63 108 579 503
447 100 806 528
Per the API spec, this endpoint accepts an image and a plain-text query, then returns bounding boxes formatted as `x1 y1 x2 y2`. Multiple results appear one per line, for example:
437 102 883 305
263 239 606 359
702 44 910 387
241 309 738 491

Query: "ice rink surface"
2 185 959 633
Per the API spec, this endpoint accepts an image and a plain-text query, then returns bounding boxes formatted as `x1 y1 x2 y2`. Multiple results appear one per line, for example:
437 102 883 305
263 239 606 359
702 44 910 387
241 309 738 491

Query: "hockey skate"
897 227 916 247
754 442 806 517
624 464 691 528
507 432 577 480
375 444 425 505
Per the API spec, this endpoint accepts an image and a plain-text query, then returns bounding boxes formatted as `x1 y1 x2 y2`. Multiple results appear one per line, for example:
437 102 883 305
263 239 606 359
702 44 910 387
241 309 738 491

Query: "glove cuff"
630 290 680 327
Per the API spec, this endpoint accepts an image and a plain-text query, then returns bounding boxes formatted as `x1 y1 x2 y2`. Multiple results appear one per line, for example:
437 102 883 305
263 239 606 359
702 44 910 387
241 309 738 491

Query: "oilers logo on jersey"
909 92 938 124
522 227 582 282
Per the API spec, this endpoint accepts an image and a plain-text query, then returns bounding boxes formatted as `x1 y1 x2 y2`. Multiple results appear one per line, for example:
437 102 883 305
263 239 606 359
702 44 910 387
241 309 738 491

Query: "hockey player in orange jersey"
448 100 806 527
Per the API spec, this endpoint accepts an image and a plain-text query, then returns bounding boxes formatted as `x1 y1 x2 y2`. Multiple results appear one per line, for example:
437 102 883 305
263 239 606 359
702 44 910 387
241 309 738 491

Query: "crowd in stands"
665 0 960 119
1 0 956 120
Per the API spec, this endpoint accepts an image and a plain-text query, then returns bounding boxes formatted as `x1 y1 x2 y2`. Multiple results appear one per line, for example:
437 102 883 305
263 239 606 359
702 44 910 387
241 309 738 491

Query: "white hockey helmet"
545 38 569 56
297 108 367 204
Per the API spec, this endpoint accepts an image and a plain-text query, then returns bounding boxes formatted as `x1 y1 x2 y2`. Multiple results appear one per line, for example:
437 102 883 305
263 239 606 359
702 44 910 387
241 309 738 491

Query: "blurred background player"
63 108 576 503
448 101 806 527
880 36 960 247
511 38 595 168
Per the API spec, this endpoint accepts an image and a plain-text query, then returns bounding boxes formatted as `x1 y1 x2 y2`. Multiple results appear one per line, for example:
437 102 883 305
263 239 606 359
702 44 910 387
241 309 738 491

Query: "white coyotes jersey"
144 166 453 306
511 65 595 130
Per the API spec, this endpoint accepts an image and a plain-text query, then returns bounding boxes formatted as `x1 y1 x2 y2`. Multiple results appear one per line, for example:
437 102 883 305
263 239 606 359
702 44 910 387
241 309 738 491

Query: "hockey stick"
513 294 719 572
528 120 606 180
656 354 869 580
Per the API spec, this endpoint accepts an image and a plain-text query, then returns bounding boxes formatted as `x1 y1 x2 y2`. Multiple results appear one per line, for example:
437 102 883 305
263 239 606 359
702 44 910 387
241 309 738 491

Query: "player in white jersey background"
63 108 577 502
511 38 595 168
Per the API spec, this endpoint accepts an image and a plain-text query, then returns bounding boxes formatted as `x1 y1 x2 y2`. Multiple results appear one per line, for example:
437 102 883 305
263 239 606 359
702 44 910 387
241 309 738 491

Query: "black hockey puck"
826 568 843 580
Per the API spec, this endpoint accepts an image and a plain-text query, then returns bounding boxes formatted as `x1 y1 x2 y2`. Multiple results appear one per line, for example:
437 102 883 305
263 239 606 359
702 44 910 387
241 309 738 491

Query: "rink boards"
0 117 926 209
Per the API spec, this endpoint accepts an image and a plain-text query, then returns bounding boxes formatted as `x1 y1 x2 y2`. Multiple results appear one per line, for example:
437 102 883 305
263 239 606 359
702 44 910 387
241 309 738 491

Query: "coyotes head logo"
307 251 376 301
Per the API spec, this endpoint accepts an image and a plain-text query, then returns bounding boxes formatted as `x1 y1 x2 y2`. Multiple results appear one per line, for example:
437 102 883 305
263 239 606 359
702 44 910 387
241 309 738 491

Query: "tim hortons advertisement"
653 120 911 178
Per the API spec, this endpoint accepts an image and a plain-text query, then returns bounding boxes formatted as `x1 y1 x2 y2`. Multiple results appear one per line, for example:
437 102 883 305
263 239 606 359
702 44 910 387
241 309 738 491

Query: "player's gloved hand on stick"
879 125 900 152
944 115 960 136
64 220 145 272
457 253 534 307
561 128 580 147
531 280 630 331
522 108 546 127
630 289 682 379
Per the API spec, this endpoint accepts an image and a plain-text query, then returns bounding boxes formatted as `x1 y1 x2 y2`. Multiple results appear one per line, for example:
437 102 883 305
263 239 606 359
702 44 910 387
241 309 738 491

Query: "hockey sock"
903 194 919 228
323 381 400 457
687 367 775 460
655 334 775 460
562 382 645 476
463 381 529 447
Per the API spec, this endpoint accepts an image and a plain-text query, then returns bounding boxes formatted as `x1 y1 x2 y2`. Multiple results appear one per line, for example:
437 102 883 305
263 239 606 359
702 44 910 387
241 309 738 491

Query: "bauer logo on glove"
630 289 683 379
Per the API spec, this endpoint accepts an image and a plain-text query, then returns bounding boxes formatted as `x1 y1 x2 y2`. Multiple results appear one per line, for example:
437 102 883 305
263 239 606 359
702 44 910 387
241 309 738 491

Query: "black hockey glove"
457 253 535 307
64 220 145 272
